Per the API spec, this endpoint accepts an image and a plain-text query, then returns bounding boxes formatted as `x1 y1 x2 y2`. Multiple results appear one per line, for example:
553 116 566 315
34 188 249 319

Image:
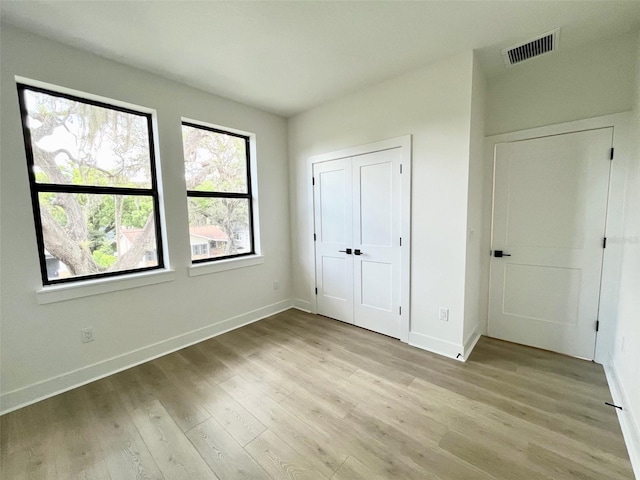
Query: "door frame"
484 112 633 364
307 135 412 342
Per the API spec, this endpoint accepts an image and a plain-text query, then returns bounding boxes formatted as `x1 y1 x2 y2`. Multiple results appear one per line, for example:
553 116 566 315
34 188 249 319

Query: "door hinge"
603 237 607 249
399 306 402 315
315 287 318 295
314 233 316 241
312 177 315 186
399 237 402 246
610 148 614 160
400 164 403 174
596 320 600 332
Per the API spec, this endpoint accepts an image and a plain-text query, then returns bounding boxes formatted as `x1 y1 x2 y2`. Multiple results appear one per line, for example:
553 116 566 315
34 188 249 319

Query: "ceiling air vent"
502 29 559 67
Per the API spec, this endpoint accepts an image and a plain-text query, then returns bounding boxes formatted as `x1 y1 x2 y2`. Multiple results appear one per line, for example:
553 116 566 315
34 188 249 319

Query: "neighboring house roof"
121 226 229 247
189 225 228 242
121 229 144 245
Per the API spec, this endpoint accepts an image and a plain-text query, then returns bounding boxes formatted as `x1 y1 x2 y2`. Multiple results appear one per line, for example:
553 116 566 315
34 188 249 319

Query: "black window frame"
182 121 256 264
17 83 165 286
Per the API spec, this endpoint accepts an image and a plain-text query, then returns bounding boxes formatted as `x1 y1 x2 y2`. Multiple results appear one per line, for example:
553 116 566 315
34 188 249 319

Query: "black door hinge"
603 237 607 249
399 306 402 315
400 164 403 174
610 148 614 160
314 233 316 241
596 320 600 332
400 237 402 246
315 287 318 295
312 177 315 185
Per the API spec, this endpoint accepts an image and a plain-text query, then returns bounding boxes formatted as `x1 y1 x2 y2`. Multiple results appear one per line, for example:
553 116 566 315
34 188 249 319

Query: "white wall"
486 33 637 135
609 30 640 475
288 52 477 358
0 25 292 412
462 53 487 353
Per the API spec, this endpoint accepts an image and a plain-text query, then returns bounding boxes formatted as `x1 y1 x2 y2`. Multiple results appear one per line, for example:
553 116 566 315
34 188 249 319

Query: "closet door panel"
352 149 402 338
313 159 354 323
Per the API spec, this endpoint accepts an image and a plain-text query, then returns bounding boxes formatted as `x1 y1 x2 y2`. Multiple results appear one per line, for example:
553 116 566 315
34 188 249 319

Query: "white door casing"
311 137 410 341
488 128 613 359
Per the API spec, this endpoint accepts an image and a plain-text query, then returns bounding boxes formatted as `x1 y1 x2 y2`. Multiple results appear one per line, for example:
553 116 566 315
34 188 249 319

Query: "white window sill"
189 255 264 277
36 269 176 305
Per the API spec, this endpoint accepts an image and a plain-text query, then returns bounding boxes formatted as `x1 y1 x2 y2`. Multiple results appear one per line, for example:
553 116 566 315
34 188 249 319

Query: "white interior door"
488 128 613 359
313 148 402 338
313 158 353 324
352 149 402 338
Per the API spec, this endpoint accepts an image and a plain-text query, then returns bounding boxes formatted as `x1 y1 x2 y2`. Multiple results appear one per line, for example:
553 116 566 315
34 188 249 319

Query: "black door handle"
354 249 363 256
494 250 511 258
339 248 352 254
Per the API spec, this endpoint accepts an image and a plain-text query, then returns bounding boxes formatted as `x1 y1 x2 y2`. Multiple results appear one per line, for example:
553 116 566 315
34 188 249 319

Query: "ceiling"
2 1 639 117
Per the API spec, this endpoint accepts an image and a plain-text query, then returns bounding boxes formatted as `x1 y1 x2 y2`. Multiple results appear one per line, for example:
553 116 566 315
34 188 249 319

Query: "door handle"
339 248 352 254
494 250 511 258
354 249 363 256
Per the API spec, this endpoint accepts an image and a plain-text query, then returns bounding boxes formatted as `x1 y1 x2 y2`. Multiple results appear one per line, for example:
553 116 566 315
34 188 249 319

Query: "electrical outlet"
273 280 279 290
81 327 94 343
439 308 449 322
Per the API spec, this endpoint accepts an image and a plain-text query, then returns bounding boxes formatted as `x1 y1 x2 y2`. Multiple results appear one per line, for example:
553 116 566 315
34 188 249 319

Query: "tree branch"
40 207 99 276
110 213 156 271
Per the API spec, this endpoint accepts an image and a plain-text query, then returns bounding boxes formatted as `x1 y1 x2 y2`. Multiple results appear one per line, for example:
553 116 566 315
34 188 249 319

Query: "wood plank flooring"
1 309 634 479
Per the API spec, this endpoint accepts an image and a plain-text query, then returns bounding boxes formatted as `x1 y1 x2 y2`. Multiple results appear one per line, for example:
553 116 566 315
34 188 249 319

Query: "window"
182 122 255 263
191 244 208 256
18 84 164 285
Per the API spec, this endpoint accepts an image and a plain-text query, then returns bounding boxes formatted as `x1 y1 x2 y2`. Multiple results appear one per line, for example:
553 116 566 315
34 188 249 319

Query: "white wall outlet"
81 327 94 343
439 308 449 322
273 280 279 290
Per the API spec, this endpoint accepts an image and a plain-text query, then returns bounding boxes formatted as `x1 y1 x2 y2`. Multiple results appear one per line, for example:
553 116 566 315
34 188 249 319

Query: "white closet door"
313 158 354 324
352 149 402 338
313 148 403 338
488 128 612 359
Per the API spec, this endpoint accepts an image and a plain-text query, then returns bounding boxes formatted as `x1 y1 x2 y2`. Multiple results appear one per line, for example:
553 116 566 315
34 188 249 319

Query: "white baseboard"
292 298 312 313
463 330 481 360
409 331 466 362
0 299 293 415
604 359 640 479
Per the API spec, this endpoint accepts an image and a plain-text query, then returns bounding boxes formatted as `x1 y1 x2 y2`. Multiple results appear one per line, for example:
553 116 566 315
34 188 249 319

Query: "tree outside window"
182 122 255 262
18 84 164 284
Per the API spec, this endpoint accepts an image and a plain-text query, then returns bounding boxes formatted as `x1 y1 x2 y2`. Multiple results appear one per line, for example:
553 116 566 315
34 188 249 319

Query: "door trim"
484 112 633 364
307 135 412 342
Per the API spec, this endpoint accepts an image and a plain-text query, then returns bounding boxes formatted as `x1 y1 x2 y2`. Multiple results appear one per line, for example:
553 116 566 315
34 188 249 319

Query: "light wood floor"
1 309 634 479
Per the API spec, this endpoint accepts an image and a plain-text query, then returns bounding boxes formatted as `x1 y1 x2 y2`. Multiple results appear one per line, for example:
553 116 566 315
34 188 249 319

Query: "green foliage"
35 171 50 183
92 245 116 269
87 195 115 236
84 195 152 254
121 196 153 228
72 165 110 187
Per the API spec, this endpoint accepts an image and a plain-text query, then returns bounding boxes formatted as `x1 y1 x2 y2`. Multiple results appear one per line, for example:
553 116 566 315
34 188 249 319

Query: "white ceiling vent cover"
502 29 560 66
